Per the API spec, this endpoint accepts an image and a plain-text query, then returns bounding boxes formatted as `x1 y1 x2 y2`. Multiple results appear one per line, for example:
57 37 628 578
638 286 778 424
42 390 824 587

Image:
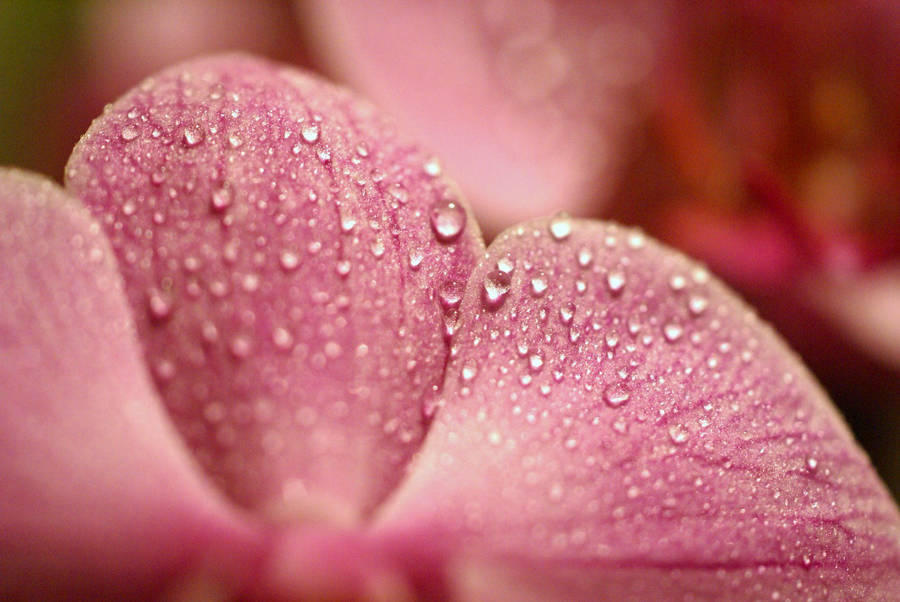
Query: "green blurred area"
0 1 79 174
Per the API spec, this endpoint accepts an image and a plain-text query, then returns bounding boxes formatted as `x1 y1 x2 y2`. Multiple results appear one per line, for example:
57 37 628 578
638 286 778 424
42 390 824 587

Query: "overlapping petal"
303 0 667 232
65 54 484 521
375 216 900 599
0 169 263 599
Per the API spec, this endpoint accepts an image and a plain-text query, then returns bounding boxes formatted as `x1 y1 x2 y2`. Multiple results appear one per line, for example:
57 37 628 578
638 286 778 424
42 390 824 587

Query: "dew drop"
604 384 630 407
336 259 352 277
606 271 626 294
549 213 572 240
147 289 172 321
210 187 232 212
121 125 139 142
530 275 549 296
529 353 544 372
423 156 442 177
627 231 646 249
806 457 818 471
559 302 575 325
279 251 300 271
482 269 512 310
438 281 465 309
272 327 294 350
461 362 478 382
497 255 515 274
669 274 687 291
663 322 684 342
577 248 593 267
668 424 689 444
429 199 467 243
228 134 243 148
230 335 251 358
370 239 386 258
408 249 424 269
183 127 203 147
688 295 709 316
301 123 320 143
388 184 409 204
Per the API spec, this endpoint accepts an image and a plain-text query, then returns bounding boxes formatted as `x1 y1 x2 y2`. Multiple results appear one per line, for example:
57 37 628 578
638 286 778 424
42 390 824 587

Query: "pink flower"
2 54 899 600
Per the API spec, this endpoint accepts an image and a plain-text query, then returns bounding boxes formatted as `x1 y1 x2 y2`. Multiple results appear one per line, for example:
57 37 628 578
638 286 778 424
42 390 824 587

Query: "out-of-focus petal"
0 169 262 599
65 54 484 521
303 1 667 233
809 263 900 373
376 216 900 599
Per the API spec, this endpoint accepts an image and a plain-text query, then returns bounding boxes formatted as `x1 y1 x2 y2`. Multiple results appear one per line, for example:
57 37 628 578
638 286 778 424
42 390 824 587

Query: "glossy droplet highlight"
429 199 467 243
482 269 512 310
663 322 684 342
604 384 630 407
301 123 320 143
549 213 572 241
606 271 626 294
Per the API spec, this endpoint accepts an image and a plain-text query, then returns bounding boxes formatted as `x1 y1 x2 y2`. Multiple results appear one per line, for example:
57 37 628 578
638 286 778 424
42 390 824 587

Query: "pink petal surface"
303 0 667 233
0 169 262 599
376 216 900 599
65 54 484 521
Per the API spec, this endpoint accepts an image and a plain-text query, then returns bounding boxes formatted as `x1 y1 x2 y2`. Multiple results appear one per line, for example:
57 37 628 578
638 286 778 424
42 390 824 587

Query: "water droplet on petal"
183 127 203 147
230 335 251 358
604 384 630 407
530 275 548 296
210 187 232 212
461 362 478 381
606 271 626 294
147 289 173 321
280 251 300 271
577 248 593 267
497 255 515 274
559 302 575 325
272 327 294 350
438 281 465 310
549 213 572 240
429 199 466 243
688 295 709 316
121 125 139 142
482 270 512 310
408 249 424 269
301 123 320 143
663 322 684 342
336 259 352 277
423 156 442 177
529 353 544 372
668 424 689 444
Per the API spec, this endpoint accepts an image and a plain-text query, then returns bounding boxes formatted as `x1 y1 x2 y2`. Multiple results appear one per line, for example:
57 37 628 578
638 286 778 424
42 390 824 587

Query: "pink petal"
375 216 900 599
0 169 262 599
304 1 667 233
65 54 484 521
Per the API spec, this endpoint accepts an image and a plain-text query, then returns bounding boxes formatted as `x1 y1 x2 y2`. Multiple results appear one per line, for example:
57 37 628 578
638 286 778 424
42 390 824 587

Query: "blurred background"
1 0 897 498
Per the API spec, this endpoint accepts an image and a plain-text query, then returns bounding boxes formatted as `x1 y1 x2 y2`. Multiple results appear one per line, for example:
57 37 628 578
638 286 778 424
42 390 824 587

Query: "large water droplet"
210 187 232 212
423 156 442 177
604 384 630 407
183 127 203 147
688 295 709 316
663 322 684 342
606 271 626 294
280 251 300 271
482 269 512 310
301 123 320 143
530 274 549 296
121 125 140 142
549 213 572 240
430 199 466 243
438 281 465 310
668 424 689 445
